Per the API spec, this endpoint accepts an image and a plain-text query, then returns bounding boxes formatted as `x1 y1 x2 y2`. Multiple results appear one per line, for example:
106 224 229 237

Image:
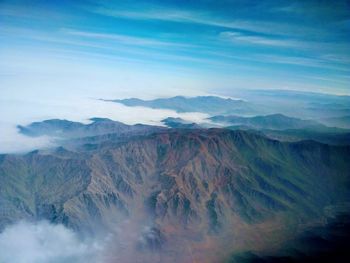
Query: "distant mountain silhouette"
109 96 257 115
17 117 164 139
209 114 324 130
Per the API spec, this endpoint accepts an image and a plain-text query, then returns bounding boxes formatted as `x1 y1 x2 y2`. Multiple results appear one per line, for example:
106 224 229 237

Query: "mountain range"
17 117 163 139
2 118 350 262
208 114 324 130
228 90 350 119
108 93 350 121
109 96 258 115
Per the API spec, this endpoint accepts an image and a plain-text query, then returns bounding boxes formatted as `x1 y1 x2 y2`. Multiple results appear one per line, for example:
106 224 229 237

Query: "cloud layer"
0 221 105 263
0 97 209 153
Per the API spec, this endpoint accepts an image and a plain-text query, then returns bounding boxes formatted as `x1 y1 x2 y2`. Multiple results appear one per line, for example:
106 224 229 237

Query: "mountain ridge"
209 113 325 130
109 95 257 115
1 128 349 263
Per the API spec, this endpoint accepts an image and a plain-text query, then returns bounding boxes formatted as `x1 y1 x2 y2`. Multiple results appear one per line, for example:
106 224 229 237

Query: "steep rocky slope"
1 129 349 262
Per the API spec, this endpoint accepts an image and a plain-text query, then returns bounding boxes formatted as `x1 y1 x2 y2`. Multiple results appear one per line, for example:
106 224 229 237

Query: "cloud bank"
0 221 105 263
0 97 209 153
0 123 55 154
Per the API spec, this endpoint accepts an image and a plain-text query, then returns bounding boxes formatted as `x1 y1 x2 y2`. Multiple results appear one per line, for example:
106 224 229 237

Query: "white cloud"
92 6 202 24
89 4 324 41
0 123 55 154
62 29 193 48
0 221 105 263
254 54 350 72
219 31 300 47
0 97 209 153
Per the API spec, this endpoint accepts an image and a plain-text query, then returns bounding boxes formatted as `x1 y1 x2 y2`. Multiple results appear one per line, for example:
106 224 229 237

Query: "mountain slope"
1 129 349 262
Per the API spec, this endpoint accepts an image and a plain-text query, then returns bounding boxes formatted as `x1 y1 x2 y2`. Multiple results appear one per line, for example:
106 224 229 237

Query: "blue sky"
1 0 349 98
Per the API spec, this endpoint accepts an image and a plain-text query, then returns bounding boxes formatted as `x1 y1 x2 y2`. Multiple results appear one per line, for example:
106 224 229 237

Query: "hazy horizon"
1 0 350 153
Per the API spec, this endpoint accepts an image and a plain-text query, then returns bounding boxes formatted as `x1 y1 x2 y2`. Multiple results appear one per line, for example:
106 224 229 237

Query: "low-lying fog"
0 97 208 153
0 221 105 263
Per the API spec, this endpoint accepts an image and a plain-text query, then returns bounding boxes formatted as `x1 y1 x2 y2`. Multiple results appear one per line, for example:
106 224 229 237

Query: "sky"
1 0 349 97
0 0 350 152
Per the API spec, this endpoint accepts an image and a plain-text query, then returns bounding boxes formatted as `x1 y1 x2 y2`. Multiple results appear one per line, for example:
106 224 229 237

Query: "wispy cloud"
219 31 300 47
1 0 349 96
87 2 350 56
90 5 257 33
93 6 197 24
254 54 350 72
3 26 344 82
62 29 194 48
321 54 350 64
0 26 223 71
89 4 330 41
307 75 350 85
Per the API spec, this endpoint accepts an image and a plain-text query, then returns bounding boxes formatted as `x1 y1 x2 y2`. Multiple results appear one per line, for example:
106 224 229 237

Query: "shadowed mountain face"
161 117 201 129
110 96 257 115
258 128 350 146
228 212 350 263
1 125 350 262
